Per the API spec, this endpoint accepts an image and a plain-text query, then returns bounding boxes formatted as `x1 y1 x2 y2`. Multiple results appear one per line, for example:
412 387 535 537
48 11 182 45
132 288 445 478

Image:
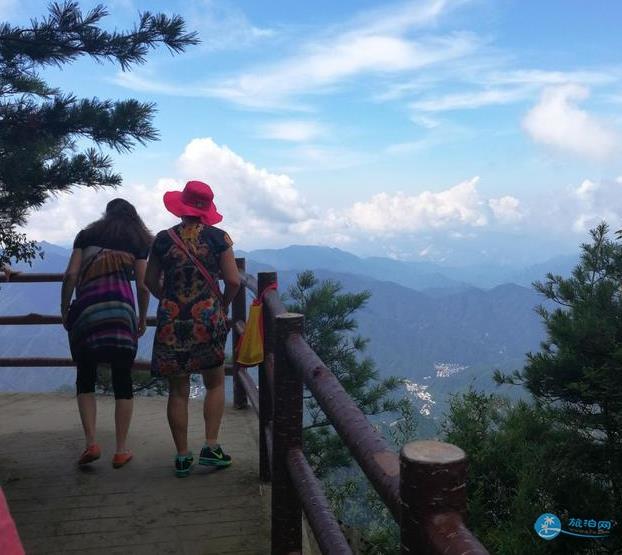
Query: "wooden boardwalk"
0 393 270 554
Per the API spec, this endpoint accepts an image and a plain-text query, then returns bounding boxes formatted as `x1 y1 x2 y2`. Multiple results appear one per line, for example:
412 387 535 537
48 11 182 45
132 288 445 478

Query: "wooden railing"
1 261 489 555
231 266 489 555
0 268 238 375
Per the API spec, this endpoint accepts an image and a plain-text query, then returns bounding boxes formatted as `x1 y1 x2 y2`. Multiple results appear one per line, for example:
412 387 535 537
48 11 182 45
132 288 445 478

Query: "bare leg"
168 376 190 455
77 393 97 447
202 365 225 445
114 399 133 453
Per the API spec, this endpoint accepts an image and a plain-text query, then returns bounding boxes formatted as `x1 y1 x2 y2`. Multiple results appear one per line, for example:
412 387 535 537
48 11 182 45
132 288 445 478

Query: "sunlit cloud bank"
22 138 622 259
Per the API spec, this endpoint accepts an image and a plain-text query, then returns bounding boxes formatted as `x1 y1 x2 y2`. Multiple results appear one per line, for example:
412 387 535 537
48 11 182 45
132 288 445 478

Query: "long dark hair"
84 198 153 251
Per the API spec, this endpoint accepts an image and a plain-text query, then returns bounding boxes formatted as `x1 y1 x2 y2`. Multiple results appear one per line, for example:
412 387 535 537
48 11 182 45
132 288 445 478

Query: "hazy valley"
0 242 566 418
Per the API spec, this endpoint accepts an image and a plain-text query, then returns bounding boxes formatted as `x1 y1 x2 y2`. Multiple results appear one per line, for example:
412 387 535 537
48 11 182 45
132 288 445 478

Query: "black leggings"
76 350 134 400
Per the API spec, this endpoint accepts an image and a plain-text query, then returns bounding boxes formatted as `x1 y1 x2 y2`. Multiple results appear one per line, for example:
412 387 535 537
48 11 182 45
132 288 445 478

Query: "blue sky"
5 0 622 265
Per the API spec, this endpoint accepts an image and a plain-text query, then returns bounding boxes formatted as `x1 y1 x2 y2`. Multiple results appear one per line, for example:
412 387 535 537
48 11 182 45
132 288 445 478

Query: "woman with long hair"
145 180 240 477
61 198 152 468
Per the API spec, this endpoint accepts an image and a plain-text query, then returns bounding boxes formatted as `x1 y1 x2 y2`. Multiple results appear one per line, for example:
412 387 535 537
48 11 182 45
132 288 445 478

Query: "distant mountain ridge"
238 245 466 291
238 244 576 291
10 241 575 290
0 241 563 416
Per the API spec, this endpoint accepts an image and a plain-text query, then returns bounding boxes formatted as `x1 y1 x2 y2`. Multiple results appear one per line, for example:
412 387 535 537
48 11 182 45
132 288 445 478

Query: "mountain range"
237 244 576 291
1 242 571 416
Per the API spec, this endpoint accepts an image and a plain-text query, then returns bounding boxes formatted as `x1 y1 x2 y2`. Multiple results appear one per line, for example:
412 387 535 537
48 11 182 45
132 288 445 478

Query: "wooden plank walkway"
0 393 270 554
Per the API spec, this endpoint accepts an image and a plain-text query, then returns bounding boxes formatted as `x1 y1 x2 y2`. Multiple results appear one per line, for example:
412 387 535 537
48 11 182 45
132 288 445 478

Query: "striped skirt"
68 252 138 363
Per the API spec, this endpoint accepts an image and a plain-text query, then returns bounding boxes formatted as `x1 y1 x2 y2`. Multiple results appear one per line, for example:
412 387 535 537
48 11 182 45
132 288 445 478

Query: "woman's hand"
61 248 82 331
61 306 70 330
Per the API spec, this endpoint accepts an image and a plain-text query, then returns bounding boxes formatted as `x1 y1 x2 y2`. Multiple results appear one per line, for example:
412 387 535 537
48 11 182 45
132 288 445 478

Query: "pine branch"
0 2 199 70
0 2 198 267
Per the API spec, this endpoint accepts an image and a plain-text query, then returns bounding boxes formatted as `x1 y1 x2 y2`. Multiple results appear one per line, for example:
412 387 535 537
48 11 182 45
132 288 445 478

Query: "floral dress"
150 222 233 377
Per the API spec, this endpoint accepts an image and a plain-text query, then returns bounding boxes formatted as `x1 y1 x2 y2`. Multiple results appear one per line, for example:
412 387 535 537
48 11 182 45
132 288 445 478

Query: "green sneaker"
199 445 232 467
175 452 194 478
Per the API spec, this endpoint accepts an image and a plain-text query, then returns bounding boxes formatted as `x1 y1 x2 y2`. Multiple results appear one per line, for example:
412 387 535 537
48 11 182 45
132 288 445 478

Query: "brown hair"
84 198 153 251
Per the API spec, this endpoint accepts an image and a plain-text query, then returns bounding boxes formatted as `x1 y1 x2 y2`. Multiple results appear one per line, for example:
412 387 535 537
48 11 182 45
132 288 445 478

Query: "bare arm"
61 249 82 329
145 253 164 300
219 247 240 313
134 258 149 337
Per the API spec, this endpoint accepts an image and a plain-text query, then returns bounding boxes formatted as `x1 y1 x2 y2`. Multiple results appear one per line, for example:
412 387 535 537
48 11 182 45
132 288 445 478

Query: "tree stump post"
400 440 488 554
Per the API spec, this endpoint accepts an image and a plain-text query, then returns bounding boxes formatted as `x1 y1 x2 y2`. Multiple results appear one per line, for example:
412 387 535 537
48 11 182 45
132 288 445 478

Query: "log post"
272 312 304 555
231 258 247 409
400 440 488 555
258 271 277 482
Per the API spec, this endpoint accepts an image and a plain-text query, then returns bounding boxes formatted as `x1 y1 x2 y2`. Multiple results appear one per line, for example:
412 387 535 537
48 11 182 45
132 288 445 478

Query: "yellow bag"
236 299 264 366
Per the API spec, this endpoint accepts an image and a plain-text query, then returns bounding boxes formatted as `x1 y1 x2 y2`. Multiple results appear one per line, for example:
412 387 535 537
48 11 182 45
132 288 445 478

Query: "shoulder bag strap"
167 229 224 303
77 248 105 288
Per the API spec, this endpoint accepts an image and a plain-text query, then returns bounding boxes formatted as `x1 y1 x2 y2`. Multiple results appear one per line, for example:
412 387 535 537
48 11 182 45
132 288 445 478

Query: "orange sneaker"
78 443 101 465
112 450 133 469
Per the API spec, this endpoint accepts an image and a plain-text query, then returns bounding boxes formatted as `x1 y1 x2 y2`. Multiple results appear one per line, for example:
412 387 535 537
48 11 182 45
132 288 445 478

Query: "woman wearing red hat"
145 180 240 477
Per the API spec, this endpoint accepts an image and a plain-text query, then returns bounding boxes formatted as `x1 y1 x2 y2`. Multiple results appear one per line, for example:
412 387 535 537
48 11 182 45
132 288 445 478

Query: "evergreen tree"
445 223 622 552
286 270 412 477
443 389 611 554
286 271 417 554
0 2 198 268
499 223 622 528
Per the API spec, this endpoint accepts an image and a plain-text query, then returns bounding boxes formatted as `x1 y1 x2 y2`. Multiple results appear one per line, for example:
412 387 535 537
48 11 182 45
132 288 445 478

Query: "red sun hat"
163 180 223 225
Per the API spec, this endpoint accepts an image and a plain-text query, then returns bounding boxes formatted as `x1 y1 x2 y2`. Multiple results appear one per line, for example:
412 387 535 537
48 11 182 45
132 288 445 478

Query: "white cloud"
345 176 488 233
344 0 453 35
522 84 620 160
279 145 369 172
207 32 477 109
372 78 433 102
410 86 530 112
574 179 599 201
26 138 616 254
523 177 622 237
22 136 321 246
259 121 325 142
20 138 341 249
186 0 274 52
176 138 316 230
410 115 442 128
418 245 433 257
386 120 469 155
111 0 476 110
21 135 530 250
112 71 190 97
375 65 621 112
21 178 182 245
486 69 619 87
568 178 622 233
488 196 522 223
